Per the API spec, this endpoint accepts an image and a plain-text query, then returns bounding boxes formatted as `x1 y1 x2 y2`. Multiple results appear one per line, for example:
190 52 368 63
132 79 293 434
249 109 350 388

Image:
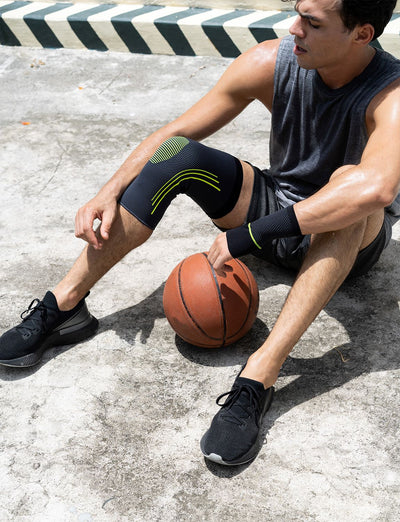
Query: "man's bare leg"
52 207 152 311
52 160 255 311
240 210 384 388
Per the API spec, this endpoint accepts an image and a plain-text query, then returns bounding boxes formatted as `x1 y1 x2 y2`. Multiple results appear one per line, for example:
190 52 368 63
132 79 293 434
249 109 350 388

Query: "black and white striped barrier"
1 1 400 58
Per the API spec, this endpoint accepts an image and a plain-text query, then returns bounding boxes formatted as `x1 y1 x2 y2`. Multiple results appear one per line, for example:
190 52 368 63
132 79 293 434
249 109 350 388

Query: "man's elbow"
363 181 399 209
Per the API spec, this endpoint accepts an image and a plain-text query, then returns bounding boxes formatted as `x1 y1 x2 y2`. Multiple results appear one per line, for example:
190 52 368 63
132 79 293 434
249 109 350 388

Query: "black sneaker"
0 291 99 368
200 371 274 466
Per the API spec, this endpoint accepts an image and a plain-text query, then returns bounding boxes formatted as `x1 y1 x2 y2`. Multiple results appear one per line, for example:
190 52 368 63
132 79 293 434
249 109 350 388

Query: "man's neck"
317 46 376 90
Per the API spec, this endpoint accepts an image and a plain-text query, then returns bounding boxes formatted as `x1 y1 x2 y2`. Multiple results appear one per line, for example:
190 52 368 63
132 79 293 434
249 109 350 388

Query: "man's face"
289 0 355 72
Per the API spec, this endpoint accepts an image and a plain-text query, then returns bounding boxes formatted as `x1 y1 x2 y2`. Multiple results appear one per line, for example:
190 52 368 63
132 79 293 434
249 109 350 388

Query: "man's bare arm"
75 40 278 248
295 79 400 234
209 79 400 272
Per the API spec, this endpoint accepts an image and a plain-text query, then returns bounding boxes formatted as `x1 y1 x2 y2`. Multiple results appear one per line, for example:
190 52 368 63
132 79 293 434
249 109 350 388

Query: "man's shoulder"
366 57 400 132
373 46 400 76
223 38 284 109
367 48 400 106
241 37 284 69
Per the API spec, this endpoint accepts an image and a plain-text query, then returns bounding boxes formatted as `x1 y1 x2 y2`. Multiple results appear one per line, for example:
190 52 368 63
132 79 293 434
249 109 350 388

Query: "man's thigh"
212 160 254 230
244 168 392 277
348 212 391 278
258 214 391 278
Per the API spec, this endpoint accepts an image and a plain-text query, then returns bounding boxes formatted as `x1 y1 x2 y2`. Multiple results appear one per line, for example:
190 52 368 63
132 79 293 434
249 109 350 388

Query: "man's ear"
353 23 375 47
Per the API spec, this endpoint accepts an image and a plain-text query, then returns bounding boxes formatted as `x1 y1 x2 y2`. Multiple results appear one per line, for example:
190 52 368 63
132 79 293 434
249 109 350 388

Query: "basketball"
163 252 259 348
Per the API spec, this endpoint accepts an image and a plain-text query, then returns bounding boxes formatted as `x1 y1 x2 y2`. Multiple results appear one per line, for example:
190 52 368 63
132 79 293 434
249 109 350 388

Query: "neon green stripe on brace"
151 169 218 204
248 223 262 250
151 169 219 201
151 176 220 215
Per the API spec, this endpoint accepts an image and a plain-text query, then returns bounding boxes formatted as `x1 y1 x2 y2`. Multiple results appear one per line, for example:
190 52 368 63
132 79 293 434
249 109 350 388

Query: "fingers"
214 261 234 277
99 206 116 242
209 250 230 276
215 264 229 277
75 206 102 249
208 232 233 276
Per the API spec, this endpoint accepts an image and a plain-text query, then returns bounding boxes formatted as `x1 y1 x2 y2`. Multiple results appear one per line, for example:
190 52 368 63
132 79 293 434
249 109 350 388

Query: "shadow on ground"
1 241 399 478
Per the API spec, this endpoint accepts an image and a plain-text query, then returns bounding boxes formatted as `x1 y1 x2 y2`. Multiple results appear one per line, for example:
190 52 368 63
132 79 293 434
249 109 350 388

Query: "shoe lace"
16 299 48 336
216 384 261 426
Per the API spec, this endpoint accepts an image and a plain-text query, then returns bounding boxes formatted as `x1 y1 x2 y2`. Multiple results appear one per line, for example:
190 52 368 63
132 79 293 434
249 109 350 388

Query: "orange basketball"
163 252 259 348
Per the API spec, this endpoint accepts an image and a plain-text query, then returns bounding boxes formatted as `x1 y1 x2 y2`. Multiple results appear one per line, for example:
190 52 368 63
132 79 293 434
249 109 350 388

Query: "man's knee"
310 210 384 256
317 209 384 250
309 216 367 257
360 210 385 250
119 136 243 230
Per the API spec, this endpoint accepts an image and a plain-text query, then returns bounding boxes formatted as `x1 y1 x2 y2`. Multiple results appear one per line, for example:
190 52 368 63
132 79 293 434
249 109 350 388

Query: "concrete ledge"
1 1 400 58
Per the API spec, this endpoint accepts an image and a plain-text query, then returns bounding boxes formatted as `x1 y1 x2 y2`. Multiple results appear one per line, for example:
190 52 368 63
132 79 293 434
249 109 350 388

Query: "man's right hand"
75 191 118 249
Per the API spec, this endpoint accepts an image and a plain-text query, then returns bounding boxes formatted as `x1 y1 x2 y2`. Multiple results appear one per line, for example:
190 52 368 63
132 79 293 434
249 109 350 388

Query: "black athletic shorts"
245 166 392 279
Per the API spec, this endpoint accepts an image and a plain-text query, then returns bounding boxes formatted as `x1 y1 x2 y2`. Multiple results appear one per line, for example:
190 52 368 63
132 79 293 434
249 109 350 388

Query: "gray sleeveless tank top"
270 35 400 217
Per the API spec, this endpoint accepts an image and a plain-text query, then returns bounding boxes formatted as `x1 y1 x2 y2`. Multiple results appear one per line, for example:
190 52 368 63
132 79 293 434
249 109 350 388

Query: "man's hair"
339 0 397 40
284 1 397 40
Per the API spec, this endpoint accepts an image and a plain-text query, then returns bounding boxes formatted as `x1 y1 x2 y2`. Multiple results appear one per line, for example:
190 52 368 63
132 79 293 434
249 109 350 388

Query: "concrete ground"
0 44 399 522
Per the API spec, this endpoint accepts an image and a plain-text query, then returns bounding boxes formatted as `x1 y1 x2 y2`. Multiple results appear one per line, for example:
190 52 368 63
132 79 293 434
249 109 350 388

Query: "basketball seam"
202 252 227 346
177 259 222 342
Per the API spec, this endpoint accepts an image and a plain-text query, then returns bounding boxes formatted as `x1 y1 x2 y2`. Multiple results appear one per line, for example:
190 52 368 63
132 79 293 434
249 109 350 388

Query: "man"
1 0 400 466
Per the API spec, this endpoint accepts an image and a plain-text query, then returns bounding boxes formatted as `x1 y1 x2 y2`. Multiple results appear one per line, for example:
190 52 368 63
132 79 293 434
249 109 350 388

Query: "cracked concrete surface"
0 45 399 521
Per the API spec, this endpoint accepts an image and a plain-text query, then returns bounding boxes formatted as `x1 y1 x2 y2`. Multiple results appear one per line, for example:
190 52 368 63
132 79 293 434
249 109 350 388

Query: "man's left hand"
208 232 233 275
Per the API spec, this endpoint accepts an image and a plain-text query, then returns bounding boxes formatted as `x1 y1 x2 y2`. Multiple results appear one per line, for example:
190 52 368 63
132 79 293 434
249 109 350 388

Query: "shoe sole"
200 386 274 466
0 316 99 368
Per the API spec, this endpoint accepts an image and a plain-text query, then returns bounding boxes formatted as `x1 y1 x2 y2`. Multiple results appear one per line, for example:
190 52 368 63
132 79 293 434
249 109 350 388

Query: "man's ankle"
52 288 83 312
240 354 281 390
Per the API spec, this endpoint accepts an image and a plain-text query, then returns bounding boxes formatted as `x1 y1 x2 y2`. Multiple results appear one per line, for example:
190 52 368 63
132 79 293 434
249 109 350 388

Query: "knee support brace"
119 137 243 230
